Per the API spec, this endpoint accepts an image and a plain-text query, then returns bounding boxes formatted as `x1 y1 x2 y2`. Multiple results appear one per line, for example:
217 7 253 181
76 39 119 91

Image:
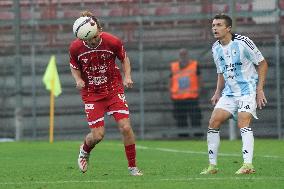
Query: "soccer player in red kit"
69 11 142 176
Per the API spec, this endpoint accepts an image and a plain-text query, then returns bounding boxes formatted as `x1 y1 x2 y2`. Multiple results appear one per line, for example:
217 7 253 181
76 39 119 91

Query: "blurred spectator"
169 48 202 136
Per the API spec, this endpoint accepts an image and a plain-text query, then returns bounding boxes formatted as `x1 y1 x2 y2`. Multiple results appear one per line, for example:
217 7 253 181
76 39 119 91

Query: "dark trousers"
173 99 202 128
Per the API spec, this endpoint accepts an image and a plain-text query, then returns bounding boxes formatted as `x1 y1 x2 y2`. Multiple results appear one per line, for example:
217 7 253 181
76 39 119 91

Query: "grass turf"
0 139 283 189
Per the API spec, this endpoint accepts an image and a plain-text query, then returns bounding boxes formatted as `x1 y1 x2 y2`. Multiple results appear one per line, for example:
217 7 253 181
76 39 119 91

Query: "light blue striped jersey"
212 33 264 97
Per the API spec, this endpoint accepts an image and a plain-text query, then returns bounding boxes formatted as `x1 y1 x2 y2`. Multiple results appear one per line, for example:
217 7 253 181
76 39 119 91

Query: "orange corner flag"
43 55 62 97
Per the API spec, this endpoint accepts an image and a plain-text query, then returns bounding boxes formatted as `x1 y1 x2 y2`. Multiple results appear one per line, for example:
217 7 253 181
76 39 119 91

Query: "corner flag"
43 55 62 97
42 55 62 143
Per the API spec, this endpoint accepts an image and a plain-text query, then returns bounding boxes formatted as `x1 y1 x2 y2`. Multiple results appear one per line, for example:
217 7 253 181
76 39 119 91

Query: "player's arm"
211 46 224 105
256 59 268 109
69 44 85 90
211 74 225 105
215 74 225 95
114 37 133 89
243 36 268 109
70 67 85 90
121 56 133 88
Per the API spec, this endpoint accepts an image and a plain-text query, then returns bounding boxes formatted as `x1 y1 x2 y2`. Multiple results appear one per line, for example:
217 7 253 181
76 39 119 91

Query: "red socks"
83 142 136 167
125 144 136 167
83 141 94 153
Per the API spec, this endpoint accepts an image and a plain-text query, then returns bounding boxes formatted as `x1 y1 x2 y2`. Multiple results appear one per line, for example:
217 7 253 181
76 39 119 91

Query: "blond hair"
80 10 103 31
80 10 93 17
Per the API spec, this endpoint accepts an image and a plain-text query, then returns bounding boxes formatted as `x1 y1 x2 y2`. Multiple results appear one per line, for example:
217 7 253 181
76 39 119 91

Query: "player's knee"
118 118 131 131
120 124 132 133
119 124 133 135
92 131 104 143
209 117 221 129
94 135 104 144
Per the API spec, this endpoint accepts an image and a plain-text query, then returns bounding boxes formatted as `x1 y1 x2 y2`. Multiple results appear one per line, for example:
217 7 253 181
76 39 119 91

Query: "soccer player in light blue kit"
200 14 268 174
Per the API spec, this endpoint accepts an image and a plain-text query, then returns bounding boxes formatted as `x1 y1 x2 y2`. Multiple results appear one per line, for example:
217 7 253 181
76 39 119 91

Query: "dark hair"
80 10 103 31
213 14 232 27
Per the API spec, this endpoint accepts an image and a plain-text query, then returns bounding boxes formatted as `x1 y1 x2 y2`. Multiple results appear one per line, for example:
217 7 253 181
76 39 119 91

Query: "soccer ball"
73 17 98 40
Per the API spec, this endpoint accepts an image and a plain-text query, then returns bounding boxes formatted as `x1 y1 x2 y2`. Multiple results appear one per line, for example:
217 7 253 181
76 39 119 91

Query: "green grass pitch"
0 139 283 189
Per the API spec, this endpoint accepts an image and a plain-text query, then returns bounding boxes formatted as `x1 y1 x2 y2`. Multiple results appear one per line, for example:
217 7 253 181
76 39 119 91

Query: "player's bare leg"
78 126 105 173
118 118 143 176
86 126 105 147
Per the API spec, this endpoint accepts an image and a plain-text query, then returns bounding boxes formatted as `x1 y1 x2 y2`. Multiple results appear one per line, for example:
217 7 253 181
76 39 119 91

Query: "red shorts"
84 93 129 128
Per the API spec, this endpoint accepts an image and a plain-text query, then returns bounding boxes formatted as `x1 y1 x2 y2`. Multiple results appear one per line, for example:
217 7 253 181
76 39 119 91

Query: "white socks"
240 127 254 164
207 127 254 165
207 128 220 165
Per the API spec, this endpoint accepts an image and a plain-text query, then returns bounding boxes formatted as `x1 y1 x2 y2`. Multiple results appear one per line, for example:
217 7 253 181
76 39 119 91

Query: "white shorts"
215 94 258 120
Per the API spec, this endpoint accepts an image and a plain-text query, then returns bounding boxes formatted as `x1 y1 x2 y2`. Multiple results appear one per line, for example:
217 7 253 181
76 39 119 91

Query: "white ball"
73 17 98 40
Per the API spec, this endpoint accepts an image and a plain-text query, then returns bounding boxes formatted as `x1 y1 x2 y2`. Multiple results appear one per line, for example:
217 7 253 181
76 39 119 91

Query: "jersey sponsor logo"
244 105 250 109
82 58 88 63
85 104 94 110
89 76 108 85
98 65 107 73
101 53 111 60
101 53 106 60
88 64 107 73
224 50 230 58
224 62 242 72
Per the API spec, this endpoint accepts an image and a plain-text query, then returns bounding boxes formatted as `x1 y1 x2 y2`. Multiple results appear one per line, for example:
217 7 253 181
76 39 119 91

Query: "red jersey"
69 32 126 101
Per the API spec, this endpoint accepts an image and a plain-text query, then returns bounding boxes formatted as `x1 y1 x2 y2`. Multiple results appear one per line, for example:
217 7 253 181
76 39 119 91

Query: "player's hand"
211 92 221 106
123 77 133 89
76 79 85 90
257 89 267 109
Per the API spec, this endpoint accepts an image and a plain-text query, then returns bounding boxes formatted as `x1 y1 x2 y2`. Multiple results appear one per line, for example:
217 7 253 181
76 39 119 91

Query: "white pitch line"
135 145 282 159
161 177 284 181
104 143 282 159
0 180 107 185
0 177 283 185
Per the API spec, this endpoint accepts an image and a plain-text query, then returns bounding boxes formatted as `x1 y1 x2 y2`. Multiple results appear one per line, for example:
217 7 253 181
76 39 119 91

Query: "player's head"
212 14 232 40
73 11 103 42
80 11 103 32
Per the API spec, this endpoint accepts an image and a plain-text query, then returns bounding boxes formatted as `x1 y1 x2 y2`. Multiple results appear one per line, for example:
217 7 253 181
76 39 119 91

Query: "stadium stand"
0 12 14 20
155 5 174 16
0 0 283 139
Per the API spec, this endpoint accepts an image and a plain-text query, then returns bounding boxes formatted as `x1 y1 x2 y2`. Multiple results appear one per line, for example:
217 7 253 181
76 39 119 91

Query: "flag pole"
49 78 55 143
43 55 61 143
